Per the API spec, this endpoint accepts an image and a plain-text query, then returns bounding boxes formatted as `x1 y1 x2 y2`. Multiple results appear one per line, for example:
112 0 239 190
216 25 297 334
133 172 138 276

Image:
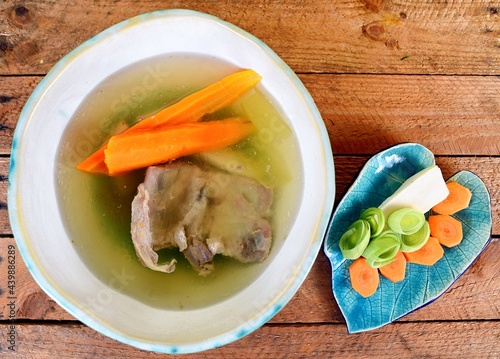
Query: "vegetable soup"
56 54 303 310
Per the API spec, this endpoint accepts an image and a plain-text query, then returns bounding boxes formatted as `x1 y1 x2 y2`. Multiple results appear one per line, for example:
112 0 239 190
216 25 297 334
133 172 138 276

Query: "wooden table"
1 1 499 357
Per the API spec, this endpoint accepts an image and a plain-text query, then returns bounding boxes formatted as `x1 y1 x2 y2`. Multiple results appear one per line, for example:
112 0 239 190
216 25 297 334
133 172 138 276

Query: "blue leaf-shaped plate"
324 143 492 333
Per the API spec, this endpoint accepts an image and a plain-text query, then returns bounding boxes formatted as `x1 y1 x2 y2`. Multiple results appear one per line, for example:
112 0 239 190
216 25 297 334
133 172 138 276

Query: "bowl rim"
8 9 335 353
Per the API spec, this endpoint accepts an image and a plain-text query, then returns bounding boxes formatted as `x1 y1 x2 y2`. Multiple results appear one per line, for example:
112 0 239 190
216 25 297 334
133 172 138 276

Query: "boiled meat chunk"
131 162 273 275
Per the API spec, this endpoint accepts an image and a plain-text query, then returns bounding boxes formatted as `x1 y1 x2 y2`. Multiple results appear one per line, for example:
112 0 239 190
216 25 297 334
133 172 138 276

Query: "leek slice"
362 230 401 268
387 208 425 235
401 220 430 252
359 207 385 237
339 219 371 260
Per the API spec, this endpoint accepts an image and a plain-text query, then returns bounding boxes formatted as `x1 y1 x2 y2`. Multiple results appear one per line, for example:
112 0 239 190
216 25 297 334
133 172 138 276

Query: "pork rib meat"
131 162 273 275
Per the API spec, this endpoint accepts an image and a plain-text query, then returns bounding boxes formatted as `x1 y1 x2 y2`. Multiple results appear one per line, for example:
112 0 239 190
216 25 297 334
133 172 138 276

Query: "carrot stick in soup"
132 69 262 130
77 69 262 174
104 118 255 175
76 144 109 174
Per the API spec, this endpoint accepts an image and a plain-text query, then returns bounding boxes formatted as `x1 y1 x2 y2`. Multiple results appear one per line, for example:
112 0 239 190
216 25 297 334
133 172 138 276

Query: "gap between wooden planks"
0 224 498 323
1 75 499 156
3 156 499 236
0 0 499 75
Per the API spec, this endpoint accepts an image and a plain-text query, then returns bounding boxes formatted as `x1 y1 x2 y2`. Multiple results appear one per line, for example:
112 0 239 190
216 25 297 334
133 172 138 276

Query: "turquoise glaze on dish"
324 143 492 333
8 9 334 354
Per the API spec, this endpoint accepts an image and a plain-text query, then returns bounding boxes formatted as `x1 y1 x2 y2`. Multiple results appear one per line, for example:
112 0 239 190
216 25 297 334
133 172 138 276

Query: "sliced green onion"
362 230 401 268
359 207 386 237
339 219 371 260
387 208 425 235
401 220 430 252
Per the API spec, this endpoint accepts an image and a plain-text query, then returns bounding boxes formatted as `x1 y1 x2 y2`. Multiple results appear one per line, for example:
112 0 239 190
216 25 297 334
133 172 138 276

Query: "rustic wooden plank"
0 237 70 321
273 238 500 324
0 76 40 156
1 0 497 355
331 156 500 233
1 154 499 322
1 75 499 156
0 321 498 357
0 0 499 76
303 74 500 156
1 231 498 324
2 155 499 236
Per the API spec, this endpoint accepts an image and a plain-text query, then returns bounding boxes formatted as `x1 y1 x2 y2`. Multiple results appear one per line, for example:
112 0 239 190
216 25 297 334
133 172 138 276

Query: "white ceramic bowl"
8 9 334 353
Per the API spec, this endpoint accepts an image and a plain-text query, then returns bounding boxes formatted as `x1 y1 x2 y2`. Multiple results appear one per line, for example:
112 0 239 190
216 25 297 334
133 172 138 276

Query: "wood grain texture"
0 237 70 321
0 76 40 155
332 156 500 233
2 155 498 325
1 75 499 155
303 74 500 156
0 321 499 358
0 0 498 356
2 156 499 237
0 0 499 75
1 226 498 323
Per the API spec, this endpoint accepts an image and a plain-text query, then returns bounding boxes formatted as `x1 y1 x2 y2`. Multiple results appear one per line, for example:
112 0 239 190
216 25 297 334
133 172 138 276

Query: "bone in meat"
130 162 273 275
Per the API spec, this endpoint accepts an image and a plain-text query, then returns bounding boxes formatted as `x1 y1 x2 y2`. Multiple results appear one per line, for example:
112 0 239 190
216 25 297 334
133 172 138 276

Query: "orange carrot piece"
403 237 444 265
379 251 407 283
349 257 380 298
432 181 472 215
76 145 108 174
428 214 463 248
104 118 255 175
132 69 262 130
77 69 262 174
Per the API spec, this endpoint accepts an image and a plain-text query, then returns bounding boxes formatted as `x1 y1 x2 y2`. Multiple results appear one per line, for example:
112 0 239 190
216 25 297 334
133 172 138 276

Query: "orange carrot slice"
432 181 472 215
104 118 255 175
379 251 407 282
432 182 472 214
77 69 262 174
403 237 444 266
349 257 380 298
76 146 109 174
428 214 463 248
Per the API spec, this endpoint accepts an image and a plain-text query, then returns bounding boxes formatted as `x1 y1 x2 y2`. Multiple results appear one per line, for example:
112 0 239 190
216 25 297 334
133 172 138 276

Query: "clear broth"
56 54 303 310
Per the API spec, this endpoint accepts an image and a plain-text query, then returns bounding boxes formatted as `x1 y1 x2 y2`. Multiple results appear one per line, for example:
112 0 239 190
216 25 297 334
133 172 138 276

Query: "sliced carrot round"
349 257 379 298
403 237 444 266
379 251 407 283
428 214 463 248
432 181 472 215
